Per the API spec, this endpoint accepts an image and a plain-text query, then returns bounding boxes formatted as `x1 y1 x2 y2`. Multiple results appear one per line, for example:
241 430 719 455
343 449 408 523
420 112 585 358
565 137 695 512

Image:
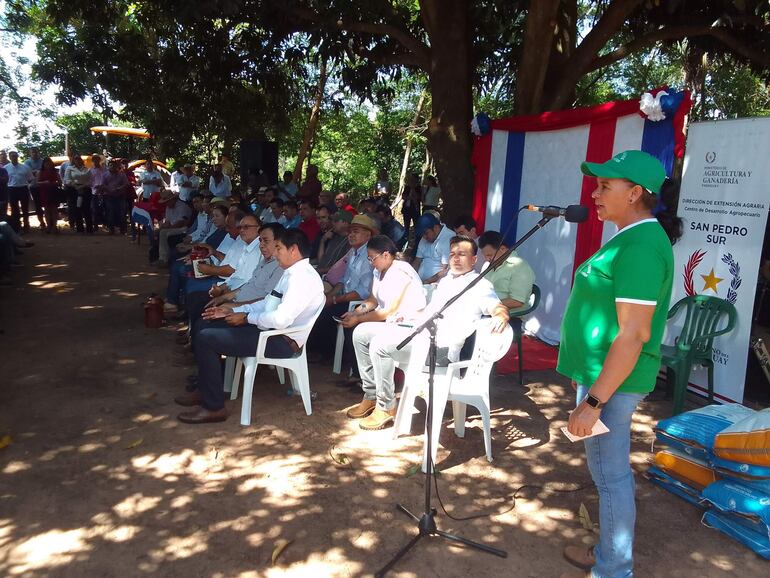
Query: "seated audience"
308 214 377 359
318 191 336 214
315 209 351 274
376 205 406 250
165 204 231 310
157 191 193 264
298 199 321 244
203 223 285 313
283 200 301 228
175 229 324 424
412 213 453 283
334 192 357 216
346 235 509 430
262 197 287 226
477 230 535 312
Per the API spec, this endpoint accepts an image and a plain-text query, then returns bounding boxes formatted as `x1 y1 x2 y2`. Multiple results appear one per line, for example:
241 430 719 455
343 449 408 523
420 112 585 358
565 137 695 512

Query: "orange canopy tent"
89 126 152 139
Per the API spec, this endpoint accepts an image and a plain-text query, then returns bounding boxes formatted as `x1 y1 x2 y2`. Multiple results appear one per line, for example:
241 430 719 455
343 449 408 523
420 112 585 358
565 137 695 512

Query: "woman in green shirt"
557 150 682 578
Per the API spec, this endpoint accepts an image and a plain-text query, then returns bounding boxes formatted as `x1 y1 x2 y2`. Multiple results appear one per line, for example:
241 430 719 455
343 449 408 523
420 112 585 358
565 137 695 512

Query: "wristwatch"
583 393 606 409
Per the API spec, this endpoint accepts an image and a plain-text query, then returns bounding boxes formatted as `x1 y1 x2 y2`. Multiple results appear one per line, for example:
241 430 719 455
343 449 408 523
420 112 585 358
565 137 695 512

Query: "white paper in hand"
561 419 610 442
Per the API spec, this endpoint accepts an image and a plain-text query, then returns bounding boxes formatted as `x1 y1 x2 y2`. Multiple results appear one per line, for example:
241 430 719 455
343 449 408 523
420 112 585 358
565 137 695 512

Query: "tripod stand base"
374 504 507 577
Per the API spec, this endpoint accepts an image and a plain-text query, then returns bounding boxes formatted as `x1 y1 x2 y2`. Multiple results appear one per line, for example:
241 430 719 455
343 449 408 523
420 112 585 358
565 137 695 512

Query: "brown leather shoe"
346 398 376 419
359 406 397 430
174 391 202 407
563 544 595 571
177 407 228 424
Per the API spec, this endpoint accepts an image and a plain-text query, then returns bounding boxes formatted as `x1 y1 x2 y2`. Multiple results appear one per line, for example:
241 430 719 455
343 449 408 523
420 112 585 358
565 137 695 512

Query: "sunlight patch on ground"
263 548 364 578
74 305 104 310
1 461 31 474
112 493 162 518
6 529 91 574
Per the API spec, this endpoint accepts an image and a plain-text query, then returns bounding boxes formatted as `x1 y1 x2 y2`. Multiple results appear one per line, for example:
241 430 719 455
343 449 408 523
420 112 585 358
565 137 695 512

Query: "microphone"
526 204 589 223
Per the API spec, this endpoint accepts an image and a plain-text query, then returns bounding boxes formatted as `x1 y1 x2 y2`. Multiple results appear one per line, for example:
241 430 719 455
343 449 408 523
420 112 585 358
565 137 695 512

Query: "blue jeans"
576 385 644 578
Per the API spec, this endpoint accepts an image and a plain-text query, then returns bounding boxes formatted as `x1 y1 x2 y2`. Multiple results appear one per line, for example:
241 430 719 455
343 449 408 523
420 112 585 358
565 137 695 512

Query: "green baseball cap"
581 150 666 194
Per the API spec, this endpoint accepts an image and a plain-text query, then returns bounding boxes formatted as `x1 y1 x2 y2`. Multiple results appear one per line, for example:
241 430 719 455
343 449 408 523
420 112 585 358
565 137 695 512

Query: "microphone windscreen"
565 205 589 223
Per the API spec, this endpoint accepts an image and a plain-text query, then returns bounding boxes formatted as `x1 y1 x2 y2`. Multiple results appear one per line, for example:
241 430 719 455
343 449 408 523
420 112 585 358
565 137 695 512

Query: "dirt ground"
1 230 767 578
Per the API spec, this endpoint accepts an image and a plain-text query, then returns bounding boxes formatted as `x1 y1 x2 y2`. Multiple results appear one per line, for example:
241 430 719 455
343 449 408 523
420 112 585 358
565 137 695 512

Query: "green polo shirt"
557 219 674 394
485 251 535 312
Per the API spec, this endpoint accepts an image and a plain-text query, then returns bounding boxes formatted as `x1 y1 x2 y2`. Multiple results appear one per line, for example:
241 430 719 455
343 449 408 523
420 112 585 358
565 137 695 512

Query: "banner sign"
471 90 691 343
669 118 770 402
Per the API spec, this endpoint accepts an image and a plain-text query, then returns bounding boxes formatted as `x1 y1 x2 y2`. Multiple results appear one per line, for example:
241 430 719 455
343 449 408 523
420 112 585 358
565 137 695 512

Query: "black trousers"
66 186 93 233
194 319 296 410
7 186 30 232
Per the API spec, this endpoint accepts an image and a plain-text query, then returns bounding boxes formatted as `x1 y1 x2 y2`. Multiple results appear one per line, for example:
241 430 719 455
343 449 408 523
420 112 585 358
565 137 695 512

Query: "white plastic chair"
227 301 325 425
393 319 513 472
332 300 362 374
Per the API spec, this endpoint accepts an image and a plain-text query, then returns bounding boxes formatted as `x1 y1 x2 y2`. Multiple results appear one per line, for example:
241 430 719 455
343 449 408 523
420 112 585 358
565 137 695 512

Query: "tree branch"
0 72 30 103
586 24 770 72
270 1 430 71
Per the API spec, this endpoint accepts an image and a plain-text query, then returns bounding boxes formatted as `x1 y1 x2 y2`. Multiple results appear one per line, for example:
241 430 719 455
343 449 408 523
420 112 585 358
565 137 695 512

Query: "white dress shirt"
219 237 246 276
233 258 325 347
176 173 200 202
212 234 236 266
222 237 263 290
413 270 502 361
64 165 92 188
140 170 163 197
416 225 453 281
209 174 232 198
5 162 33 187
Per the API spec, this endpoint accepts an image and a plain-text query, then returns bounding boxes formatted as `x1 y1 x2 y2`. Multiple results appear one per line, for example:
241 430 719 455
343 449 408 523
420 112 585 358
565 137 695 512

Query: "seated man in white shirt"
184 213 263 327
412 213 454 284
175 228 324 424
452 215 485 273
347 235 509 430
157 191 193 264
204 222 285 311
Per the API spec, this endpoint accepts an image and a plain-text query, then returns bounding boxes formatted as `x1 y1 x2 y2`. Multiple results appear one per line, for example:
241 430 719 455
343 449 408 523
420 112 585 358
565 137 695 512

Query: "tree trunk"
516 0 561 115
294 58 328 184
398 88 427 198
421 0 475 222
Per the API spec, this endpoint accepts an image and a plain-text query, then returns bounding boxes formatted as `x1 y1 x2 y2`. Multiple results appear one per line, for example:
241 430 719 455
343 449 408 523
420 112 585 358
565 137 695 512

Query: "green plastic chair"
509 284 541 386
661 295 737 416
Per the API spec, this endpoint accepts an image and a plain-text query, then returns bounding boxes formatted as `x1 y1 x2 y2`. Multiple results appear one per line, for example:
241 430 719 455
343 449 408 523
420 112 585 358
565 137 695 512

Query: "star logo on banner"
701 268 724 293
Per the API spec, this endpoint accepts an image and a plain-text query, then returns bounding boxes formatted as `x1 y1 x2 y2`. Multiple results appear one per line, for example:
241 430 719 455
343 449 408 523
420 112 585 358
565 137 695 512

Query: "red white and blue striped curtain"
471 89 691 343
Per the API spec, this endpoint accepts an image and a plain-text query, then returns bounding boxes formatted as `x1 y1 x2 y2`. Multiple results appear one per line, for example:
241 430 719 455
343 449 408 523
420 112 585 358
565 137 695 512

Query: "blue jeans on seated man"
195 319 297 411
575 384 645 578
166 260 192 306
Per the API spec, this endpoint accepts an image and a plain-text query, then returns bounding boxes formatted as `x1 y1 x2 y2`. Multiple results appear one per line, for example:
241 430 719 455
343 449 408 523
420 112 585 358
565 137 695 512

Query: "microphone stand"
375 214 557 577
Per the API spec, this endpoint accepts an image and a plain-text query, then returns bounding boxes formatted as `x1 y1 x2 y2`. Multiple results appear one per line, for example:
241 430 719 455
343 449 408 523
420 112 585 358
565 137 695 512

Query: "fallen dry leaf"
0 435 11 450
578 502 594 531
329 445 350 466
271 539 292 565
124 438 143 450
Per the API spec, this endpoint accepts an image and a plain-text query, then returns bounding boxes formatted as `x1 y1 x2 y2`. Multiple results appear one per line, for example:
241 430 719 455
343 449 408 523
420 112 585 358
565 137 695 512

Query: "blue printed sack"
655 404 755 461
702 510 770 559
